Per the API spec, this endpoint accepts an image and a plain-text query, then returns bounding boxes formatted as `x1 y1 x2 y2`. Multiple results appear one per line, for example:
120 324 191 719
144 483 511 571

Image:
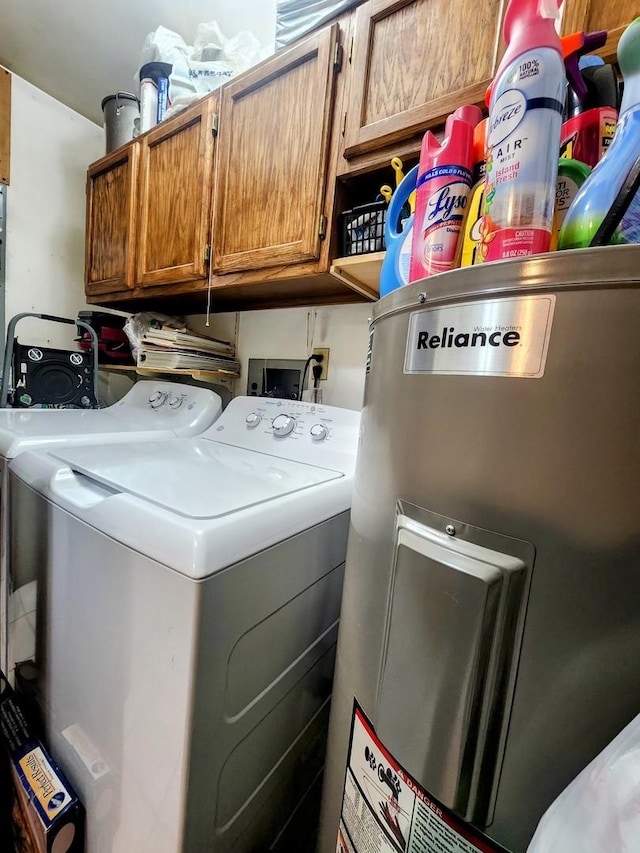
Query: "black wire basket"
340 200 387 256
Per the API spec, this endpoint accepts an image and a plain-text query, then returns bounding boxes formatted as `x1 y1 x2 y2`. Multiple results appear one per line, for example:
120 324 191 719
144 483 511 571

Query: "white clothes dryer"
0 380 222 677
9 396 361 852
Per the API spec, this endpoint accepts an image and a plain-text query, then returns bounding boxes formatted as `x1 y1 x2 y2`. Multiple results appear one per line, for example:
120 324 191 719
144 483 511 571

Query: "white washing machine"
9 396 361 852
0 381 222 677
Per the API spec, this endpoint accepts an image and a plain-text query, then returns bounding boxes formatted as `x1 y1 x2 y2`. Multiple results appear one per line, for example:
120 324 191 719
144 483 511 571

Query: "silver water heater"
318 246 640 853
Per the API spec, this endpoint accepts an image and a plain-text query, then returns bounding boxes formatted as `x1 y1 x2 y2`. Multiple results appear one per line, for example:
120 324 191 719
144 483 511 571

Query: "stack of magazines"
136 327 241 375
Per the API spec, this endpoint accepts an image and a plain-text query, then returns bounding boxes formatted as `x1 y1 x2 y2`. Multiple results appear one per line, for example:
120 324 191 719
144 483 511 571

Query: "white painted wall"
191 303 372 411
0 0 278 124
5 72 104 350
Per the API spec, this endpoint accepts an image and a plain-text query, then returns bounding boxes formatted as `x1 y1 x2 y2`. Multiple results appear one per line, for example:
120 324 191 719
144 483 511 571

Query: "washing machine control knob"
310 423 328 441
149 392 168 409
169 395 184 409
272 414 296 437
245 412 261 429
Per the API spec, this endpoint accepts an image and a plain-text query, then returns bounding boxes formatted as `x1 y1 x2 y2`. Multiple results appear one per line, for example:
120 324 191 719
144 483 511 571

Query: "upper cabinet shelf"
100 363 238 383
330 252 383 297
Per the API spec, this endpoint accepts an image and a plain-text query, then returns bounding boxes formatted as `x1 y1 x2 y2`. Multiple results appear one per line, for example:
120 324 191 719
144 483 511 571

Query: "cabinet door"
344 0 503 160
212 24 340 274
136 97 217 288
85 144 138 296
561 0 640 53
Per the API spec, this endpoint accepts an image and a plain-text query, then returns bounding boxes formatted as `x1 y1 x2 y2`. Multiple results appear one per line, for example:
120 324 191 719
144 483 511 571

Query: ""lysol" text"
427 186 468 223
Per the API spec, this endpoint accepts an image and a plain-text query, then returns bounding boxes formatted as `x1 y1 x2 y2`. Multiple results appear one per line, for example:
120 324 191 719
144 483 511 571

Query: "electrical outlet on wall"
312 348 330 380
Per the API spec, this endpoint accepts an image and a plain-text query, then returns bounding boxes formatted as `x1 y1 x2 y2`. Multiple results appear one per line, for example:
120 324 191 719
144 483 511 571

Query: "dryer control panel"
111 381 223 436
203 396 361 473
0 381 224 457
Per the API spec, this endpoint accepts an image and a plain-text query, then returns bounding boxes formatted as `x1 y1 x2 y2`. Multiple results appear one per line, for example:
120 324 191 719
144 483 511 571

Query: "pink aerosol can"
409 105 483 281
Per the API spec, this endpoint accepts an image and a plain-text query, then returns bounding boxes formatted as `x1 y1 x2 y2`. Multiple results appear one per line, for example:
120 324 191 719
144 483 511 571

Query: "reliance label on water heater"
404 295 555 378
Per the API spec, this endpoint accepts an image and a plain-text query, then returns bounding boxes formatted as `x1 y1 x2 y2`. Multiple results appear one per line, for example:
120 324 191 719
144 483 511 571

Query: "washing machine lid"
0 409 163 458
49 439 342 519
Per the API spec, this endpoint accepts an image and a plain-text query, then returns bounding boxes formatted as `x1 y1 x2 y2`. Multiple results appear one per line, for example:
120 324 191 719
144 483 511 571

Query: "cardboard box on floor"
0 671 84 853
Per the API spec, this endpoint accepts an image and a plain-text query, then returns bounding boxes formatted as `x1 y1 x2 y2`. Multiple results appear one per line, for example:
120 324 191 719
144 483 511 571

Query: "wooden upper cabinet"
344 0 504 160
85 144 138 295
136 97 217 288
561 0 640 57
0 69 10 186
212 23 340 274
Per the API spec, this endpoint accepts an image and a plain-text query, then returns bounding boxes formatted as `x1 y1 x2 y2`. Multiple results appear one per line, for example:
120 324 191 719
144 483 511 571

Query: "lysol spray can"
409 105 482 281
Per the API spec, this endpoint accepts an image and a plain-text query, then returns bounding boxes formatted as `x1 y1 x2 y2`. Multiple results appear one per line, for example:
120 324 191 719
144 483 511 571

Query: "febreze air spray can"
409 105 482 281
481 0 565 262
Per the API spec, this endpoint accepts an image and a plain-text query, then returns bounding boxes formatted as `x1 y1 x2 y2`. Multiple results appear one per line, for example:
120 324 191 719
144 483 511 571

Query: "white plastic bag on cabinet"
527 713 640 852
193 20 261 77
138 21 262 106
139 25 190 79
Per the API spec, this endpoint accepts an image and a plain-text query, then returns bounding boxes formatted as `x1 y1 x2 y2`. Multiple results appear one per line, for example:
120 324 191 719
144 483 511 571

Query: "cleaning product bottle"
561 31 619 167
559 18 640 248
457 118 488 267
379 166 418 297
554 158 591 244
481 0 565 262
409 105 482 281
